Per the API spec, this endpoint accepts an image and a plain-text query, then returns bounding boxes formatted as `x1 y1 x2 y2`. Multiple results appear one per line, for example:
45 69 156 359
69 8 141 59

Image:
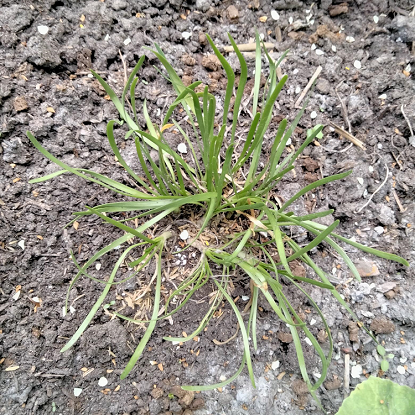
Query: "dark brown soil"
1 1 414 414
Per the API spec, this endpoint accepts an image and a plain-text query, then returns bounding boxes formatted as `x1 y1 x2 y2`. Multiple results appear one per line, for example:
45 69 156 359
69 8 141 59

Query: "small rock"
98 377 108 387
397 365 406 375
177 143 187 154
310 111 317 119
376 282 397 293
355 260 380 277
292 379 308 395
376 204 396 226
180 230 189 241
277 332 293 343
317 329 327 343
370 317 395 334
182 32 192 40
37 25 49 35
374 226 384 235
202 54 221 71
348 321 359 342
329 3 348 17
271 10 280 20
346 36 355 43
351 364 362 379
271 361 280 371
14 96 28 112
73 388 82 397
354 60 362 70
226 5 239 20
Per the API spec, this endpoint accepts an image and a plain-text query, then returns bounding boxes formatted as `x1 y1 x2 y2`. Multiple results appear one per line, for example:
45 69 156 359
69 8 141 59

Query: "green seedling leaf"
336 376 415 415
307 124 324 139
377 344 386 356
381 360 389 372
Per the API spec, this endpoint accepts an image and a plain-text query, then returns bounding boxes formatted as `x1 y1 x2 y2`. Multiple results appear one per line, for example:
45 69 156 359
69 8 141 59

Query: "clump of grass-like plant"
27 33 408 405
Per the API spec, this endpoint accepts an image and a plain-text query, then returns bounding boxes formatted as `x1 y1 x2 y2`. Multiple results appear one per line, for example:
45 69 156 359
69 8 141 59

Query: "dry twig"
294 66 322 109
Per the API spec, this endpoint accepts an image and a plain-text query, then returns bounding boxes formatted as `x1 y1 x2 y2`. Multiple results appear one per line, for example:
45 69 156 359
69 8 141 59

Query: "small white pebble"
241 296 250 301
400 357 407 364
219 375 227 381
310 318 316 325
104 34 110 42
38 25 49 35
377 143 383 149
368 165 374 173
295 86 301 94
404 63 411 73
309 19 315 25
346 36 355 43
293 68 299 75
305 338 312 346
351 365 362 378
74 388 82 397
374 226 384 235
379 94 387 100
354 60 362 69
289 16 293 24
315 49 324 55
311 43 317 50
179 230 189 241
373 16 379 24
12 291 21 301
95 263 101 270
98 377 108 387
286 138 292 146
149 361 158 366
313 372 321 379
271 361 280 370
124 37 131 45
177 143 187 154
182 32 192 40
69 305 76 314
271 10 280 20
357 177 364 186
18 240 25 250
397 365 406 375
310 111 317 119
332 45 337 52
259 33 265 41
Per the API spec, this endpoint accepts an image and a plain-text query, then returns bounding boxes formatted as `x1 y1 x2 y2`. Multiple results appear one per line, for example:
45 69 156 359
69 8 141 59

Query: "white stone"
346 36 355 43
271 10 280 20
242 296 250 301
289 16 293 24
351 364 362 378
305 338 312 346
271 361 280 370
332 45 337 52
98 377 108 387
379 94 387 100
373 16 379 24
182 32 192 40
219 375 227 381
310 318 316 325
74 388 82 397
123 37 131 45
400 357 407 364
357 177 364 185
311 43 316 50
354 60 362 69
179 230 189 241
18 240 25 250
38 25 49 35
104 34 110 42
286 138 292 146
374 226 384 235
315 49 324 55
295 86 301 94
377 143 383 149
177 143 187 154
310 111 317 119
368 165 374 173
397 365 406 375
95 263 101 270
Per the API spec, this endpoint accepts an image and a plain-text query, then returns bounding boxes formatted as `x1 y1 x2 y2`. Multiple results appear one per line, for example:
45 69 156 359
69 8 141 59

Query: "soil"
1 0 415 414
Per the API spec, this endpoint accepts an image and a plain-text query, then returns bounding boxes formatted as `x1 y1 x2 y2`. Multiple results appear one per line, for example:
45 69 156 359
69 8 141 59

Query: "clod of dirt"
25 37 62 68
182 54 196 66
13 96 28 112
370 317 395 334
329 3 348 17
302 157 320 172
309 25 345 44
227 5 239 20
324 376 342 390
347 94 373 126
387 16 415 42
199 32 207 45
318 329 328 344
182 75 193 86
384 290 397 300
355 260 380 277
202 54 221 71
169 385 186 399
348 321 359 342
291 379 309 396
278 332 293 343
179 390 195 407
0 5 33 32
290 260 306 277
191 398 205 410
150 387 164 399
377 281 397 293
316 78 331 95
